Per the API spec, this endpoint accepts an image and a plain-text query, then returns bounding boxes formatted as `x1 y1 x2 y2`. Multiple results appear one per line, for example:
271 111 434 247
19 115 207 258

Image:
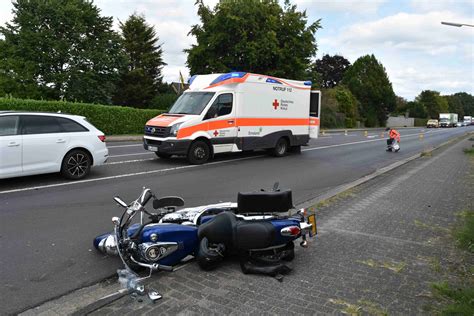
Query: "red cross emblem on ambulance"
213 130 219 137
272 99 279 110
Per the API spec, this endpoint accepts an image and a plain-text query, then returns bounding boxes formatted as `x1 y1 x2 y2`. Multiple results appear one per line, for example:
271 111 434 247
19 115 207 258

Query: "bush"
149 93 179 110
0 97 164 135
414 118 428 127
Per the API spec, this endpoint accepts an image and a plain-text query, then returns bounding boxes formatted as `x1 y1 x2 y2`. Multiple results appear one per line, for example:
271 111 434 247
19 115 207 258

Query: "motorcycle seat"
237 190 293 214
198 212 276 251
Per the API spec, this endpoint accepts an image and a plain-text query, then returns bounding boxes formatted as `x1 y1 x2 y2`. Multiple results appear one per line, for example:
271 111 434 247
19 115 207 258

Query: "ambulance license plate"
307 214 317 236
148 146 158 152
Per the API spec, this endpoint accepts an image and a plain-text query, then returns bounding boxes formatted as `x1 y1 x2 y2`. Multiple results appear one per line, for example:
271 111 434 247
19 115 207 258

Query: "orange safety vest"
389 129 400 142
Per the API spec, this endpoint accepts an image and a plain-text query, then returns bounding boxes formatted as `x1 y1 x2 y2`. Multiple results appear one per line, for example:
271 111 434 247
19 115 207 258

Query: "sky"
0 0 473 100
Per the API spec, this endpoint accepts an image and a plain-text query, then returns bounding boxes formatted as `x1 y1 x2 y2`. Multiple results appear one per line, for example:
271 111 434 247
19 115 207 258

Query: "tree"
448 92 474 116
112 14 166 108
0 0 124 104
342 54 396 127
444 95 464 117
186 0 320 80
415 90 448 119
406 101 427 118
320 86 359 128
311 54 350 88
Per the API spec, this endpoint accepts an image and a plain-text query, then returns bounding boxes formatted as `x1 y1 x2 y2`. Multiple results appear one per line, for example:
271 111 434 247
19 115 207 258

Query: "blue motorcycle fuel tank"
137 223 198 266
93 223 198 266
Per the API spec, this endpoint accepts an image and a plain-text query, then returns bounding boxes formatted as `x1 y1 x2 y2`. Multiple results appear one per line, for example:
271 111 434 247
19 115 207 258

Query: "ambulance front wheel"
188 140 210 164
270 137 288 157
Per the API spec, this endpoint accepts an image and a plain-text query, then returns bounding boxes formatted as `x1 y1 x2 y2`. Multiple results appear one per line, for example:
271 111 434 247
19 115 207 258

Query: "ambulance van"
143 72 320 164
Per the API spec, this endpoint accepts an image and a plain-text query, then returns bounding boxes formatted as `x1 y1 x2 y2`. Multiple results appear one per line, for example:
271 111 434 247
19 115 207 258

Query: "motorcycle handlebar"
155 264 174 272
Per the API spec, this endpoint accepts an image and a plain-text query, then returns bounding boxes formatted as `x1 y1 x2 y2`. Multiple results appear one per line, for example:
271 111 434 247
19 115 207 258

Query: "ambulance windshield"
168 92 215 115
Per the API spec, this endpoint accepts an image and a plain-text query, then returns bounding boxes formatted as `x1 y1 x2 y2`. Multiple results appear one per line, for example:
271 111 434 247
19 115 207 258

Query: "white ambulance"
143 72 320 164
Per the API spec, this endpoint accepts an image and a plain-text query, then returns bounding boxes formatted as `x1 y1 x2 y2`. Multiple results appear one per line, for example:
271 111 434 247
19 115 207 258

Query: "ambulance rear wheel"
188 140 210 164
271 138 288 157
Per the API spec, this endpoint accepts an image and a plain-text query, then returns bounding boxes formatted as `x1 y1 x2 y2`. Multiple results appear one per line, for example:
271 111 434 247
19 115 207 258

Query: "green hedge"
414 118 428 127
0 97 165 135
149 93 179 110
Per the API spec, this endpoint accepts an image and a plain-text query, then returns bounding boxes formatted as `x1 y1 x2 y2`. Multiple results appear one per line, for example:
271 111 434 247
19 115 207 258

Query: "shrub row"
149 93 179 110
0 97 165 135
414 118 428 127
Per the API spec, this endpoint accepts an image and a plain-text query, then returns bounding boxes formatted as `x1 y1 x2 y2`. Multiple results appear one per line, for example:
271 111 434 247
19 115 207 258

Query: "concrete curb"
106 135 143 142
21 131 472 315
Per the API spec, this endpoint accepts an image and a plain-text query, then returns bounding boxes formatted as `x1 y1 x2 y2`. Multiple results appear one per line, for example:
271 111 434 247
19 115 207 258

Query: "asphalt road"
1 126 472 314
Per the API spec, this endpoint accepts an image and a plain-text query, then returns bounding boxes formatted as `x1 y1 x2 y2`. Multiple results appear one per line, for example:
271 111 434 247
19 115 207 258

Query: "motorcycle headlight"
170 123 183 136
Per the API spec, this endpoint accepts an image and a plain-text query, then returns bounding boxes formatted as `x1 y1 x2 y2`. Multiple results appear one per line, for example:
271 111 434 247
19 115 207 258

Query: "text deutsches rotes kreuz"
278 99 293 110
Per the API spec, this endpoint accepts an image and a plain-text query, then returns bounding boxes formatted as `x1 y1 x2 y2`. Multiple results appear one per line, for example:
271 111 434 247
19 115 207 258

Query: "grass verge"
429 210 474 314
463 147 474 155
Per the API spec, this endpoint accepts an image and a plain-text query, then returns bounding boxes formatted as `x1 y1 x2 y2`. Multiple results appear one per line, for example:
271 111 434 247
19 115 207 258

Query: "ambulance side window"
204 93 233 120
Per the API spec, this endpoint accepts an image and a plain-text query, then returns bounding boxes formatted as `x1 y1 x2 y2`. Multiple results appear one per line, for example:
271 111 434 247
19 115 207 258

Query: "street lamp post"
441 21 474 28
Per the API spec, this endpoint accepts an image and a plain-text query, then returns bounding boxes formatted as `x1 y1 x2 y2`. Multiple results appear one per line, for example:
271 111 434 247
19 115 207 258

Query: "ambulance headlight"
170 123 183 136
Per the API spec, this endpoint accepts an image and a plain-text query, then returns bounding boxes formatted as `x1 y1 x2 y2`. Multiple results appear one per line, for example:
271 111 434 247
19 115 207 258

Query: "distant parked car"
0 111 108 180
456 121 462 127
426 119 439 128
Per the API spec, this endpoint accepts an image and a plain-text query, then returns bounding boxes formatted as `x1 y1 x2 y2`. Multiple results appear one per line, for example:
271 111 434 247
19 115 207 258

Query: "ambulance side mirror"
204 107 217 120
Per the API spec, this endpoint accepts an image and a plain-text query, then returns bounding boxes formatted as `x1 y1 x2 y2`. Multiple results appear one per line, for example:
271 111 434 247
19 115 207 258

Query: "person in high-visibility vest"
385 127 400 151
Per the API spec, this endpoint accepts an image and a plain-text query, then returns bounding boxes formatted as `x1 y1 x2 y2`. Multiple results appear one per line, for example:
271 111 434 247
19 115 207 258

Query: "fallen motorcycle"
197 185 314 278
94 185 315 278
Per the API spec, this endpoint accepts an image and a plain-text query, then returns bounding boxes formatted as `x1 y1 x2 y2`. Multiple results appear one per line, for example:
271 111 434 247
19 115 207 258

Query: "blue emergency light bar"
266 78 282 84
188 75 197 85
210 72 247 85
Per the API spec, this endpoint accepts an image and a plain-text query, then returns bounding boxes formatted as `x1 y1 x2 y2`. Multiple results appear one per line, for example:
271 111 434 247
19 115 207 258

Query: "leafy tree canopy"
186 0 321 80
449 92 474 116
0 0 124 104
320 86 359 128
415 90 448 119
311 54 350 88
112 14 167 108
342 54 396 127
406 101 427 118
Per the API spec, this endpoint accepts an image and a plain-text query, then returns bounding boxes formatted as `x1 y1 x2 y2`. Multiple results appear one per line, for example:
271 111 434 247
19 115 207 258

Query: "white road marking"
0 155 265 195
302 129 444 152
105 158 156 165
0 128 453 195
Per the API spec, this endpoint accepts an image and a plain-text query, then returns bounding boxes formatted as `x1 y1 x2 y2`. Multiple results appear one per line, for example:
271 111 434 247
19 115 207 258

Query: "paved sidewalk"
81 136 473 315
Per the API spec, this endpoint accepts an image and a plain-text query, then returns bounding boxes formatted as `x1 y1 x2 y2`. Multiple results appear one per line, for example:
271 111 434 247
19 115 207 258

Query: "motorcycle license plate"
148 146 158 152
307 214 317 236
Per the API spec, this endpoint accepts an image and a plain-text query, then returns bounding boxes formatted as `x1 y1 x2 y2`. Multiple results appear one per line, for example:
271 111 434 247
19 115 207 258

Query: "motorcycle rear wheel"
197 237 225 270
248 242 295 263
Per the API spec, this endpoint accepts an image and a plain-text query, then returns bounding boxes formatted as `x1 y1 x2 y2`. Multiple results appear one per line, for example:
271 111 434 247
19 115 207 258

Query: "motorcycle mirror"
272 182 280 192
113 196 128 208
139 188 153 206
153 196 185 209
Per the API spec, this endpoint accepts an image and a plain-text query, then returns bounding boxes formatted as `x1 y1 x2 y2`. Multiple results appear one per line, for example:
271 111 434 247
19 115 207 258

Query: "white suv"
0 111 108 180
